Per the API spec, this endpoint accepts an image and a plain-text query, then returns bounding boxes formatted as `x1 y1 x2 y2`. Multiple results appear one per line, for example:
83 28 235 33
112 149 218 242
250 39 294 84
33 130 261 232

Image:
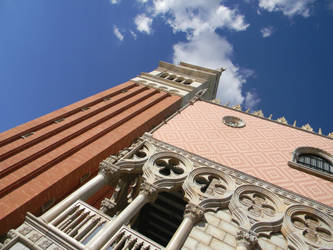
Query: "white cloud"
135 1 258 107
130 30 137 39
113 26 124 41
244 91 260 109
134 14 153 34
110 0 121 4
173 31 256 107
152 0 249 37
258 0 316 17
260 26 274 38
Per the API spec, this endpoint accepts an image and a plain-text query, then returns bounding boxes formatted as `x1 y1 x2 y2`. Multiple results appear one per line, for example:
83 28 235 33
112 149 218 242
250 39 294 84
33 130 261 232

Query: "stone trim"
288 161 333 182
288 146 333 181
200 99 333 141
142 133 333 216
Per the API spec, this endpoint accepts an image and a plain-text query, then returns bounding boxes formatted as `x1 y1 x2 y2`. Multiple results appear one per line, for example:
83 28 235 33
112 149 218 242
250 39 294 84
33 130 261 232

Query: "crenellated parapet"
211 102 333 139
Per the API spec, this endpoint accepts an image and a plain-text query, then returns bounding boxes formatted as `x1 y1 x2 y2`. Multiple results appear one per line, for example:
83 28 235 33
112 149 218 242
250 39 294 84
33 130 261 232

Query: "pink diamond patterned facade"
153 101 333 207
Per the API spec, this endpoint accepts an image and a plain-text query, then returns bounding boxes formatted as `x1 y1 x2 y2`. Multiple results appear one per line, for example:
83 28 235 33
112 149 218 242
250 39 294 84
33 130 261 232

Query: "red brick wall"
0 82 181 234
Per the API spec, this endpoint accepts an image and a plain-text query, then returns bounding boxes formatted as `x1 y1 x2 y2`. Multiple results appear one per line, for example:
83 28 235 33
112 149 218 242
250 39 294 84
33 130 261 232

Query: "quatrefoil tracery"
240 192 276 219
154 158 184 177
182 167 235 209
193 173 227 198
291 212 333 244
142 152 193 192
282 205 333 250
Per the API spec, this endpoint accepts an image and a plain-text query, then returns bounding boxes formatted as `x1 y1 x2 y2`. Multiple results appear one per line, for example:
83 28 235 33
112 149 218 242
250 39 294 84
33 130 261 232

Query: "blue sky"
0 0 332 135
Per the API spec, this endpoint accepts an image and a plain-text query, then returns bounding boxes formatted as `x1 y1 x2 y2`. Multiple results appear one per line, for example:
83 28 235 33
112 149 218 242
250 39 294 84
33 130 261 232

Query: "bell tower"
131 61 223 107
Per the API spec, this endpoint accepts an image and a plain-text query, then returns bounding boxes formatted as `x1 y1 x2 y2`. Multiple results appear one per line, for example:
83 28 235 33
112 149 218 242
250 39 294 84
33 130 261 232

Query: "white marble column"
166 203 204 250
41 173 108 223
86 184 156 250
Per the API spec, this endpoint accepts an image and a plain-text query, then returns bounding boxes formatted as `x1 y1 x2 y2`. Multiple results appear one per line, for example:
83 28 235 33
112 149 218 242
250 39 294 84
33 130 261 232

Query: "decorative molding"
282 204 333 250
203 99 333 140
142 134 333 216
100 176 140 215
222 116 246 128
252 110 264 117
302 123 313 132
291 146 333 165
141 151 194 194
277 116 288 125
98 140 155 183
288 161 333 182
236 229 258 249
183 167 235 212
229 185 284 235
232 104 242 111
183 203 205 224
139 182 159 203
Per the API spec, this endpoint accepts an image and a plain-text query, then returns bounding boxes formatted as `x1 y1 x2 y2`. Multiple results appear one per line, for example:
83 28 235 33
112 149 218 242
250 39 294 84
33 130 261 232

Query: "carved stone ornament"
100 176 140 214
139 182 159 203
277 116 288 125
302 123 314 132
142 151 193 193
252 110 264 117
99 140 155 182
223 116 246 128
282 204 333 250
229 185 284 234
232 104 242 111
182 167 235 211
236 228 258 249
184 203 205 224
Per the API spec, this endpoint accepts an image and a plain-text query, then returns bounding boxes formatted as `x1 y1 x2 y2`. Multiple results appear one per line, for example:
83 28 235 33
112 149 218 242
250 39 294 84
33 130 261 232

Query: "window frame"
288 147 333 181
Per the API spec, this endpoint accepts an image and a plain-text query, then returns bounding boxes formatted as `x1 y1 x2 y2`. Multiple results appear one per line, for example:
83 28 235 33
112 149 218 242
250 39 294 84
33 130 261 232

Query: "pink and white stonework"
153 101 333 207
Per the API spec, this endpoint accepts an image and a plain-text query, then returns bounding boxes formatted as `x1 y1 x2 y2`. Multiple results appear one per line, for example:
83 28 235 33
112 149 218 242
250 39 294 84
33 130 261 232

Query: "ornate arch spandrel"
182 167 235 212
141 151 194 199
229 185 285 234
99 141 155 213
282 204 333 250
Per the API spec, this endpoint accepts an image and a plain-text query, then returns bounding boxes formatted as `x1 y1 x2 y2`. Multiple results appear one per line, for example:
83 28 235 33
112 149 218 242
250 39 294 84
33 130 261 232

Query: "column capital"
100 199 117 212
139 182 158 203
99 162 119 178
184 203 204 224
236 229 258 249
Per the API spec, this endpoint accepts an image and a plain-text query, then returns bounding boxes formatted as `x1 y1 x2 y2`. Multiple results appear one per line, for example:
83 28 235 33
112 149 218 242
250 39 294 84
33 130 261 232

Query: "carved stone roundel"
183 167 235 206
282 205 333 249
232 185 284 223
142 152 193 188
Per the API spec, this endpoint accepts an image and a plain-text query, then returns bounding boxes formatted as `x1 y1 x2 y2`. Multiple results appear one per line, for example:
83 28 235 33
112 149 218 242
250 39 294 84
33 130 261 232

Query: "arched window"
167 74 176 80
289 147 333 180
297 154 333 174
159 72 169 78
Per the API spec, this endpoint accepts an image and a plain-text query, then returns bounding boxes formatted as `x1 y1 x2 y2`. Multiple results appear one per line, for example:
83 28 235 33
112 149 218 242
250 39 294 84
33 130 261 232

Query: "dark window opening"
131 191 187 247
81 107 90 111
297 154 333 174
21 132 34 139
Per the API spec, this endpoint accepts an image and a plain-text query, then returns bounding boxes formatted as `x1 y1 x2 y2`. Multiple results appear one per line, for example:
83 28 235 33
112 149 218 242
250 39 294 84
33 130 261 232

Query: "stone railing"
104 225 163 250
50 200 111 245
